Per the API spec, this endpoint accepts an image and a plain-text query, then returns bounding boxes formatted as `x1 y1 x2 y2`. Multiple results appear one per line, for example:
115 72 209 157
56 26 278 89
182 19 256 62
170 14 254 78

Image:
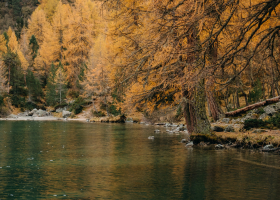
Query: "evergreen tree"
2 49 26 107
46 63 57 106
26 69 42 102
29 35 39 60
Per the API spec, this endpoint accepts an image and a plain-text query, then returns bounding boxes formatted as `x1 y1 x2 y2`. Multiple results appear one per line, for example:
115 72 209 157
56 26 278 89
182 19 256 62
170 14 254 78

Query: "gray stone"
252 109 259 114
252 129 267 133
37 109 47 117
225 125 235 132
231 118 241 124
154 129 161 133
212 126 224 132
259 113 269 120
241 112 258 122
28 109 37 116
221 118 230 124
274 102 280 111
148 136 154 140
264 106 276 116
185 141 193 147
215 144 224 149
263 144 274 150
56 107 67 113
8 114 18 118
181 139 187 143
62 110 72 118
18 112 28 117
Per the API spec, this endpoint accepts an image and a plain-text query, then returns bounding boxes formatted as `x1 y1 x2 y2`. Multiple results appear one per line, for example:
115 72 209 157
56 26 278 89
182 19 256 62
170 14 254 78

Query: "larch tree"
34 22 60 81
38 0 60 22
27 8 51 46
83 33 112 115
52 1 72 61
46 63 57 105
0 34 7 54
63 0 97 92
54 62 67 104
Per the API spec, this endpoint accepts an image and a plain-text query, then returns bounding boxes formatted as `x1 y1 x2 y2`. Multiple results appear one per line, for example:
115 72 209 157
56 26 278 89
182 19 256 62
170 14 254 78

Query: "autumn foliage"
0 0 280 134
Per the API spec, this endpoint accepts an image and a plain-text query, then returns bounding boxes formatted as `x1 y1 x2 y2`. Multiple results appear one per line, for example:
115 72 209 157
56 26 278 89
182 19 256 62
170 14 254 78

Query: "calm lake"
0 121 279 199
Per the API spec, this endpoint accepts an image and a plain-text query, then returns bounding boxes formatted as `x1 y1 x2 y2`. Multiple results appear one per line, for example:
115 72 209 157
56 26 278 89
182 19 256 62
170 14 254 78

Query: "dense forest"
0 0 280 134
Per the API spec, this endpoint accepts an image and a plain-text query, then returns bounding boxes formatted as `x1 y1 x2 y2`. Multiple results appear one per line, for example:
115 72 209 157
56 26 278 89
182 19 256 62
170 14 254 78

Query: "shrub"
54 103 68 110
93 111 106 117
25 101 37 110
244 119 266 130
0 95 4 107
244 114 280 130
11 95 25 108
69 97 85 114
248 79 263 103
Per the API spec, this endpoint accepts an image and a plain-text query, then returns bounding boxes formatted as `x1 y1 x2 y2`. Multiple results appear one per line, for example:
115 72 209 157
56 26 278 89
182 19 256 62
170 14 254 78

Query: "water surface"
0 121 279 199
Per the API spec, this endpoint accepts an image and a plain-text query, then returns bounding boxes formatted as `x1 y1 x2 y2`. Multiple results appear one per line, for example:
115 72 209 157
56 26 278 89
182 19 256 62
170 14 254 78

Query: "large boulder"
28 108 37 116
274 102 280 111
7 114 18 118
18 111 29 117
259 113 269 120
56 107 67 113
224 125 235 132
231 118 241 124
264 105 276 116
221 118 230 124
241 113 258 122
37 109 47 117
62 110 72 118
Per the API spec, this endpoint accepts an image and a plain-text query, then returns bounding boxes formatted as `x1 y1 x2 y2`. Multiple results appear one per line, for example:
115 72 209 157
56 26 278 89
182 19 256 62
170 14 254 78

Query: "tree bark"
182 79 211 135
206 90 224 121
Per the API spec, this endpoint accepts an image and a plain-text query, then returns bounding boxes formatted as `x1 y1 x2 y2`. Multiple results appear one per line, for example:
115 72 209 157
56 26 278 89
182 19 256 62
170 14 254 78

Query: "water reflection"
0 121 279 199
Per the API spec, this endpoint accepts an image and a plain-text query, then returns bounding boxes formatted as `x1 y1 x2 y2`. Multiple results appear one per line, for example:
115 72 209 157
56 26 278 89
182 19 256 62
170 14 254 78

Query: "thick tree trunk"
182 79 211 135
206 90 224 121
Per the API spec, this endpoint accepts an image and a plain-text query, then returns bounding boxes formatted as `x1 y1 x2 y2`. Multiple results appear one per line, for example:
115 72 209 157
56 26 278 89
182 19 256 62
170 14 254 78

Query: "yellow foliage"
0 34 7 54
27 8 51 45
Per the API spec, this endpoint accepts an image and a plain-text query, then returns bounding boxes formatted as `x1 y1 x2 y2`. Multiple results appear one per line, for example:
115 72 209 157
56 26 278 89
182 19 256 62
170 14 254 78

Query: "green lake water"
0 121 280 199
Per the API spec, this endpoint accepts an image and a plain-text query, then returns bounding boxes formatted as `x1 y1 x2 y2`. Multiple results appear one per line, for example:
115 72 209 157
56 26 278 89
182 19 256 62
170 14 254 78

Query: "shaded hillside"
0 0 73 37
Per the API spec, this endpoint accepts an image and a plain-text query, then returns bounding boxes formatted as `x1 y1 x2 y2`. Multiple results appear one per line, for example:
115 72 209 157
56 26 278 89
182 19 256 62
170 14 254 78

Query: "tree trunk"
8 65 10 94
60 82 62 104
236 89 240 108
206 90 224 121
225 95 280 117
92 100 98 112
104 96 109 116
182 79 211 135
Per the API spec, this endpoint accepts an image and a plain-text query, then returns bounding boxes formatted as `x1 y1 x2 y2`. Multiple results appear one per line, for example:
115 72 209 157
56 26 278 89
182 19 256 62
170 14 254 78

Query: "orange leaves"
27 9 51 46
0 34 7 54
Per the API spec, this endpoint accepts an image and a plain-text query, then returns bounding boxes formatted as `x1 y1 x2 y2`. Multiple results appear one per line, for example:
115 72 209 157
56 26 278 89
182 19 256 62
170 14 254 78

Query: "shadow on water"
0 121 280 199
